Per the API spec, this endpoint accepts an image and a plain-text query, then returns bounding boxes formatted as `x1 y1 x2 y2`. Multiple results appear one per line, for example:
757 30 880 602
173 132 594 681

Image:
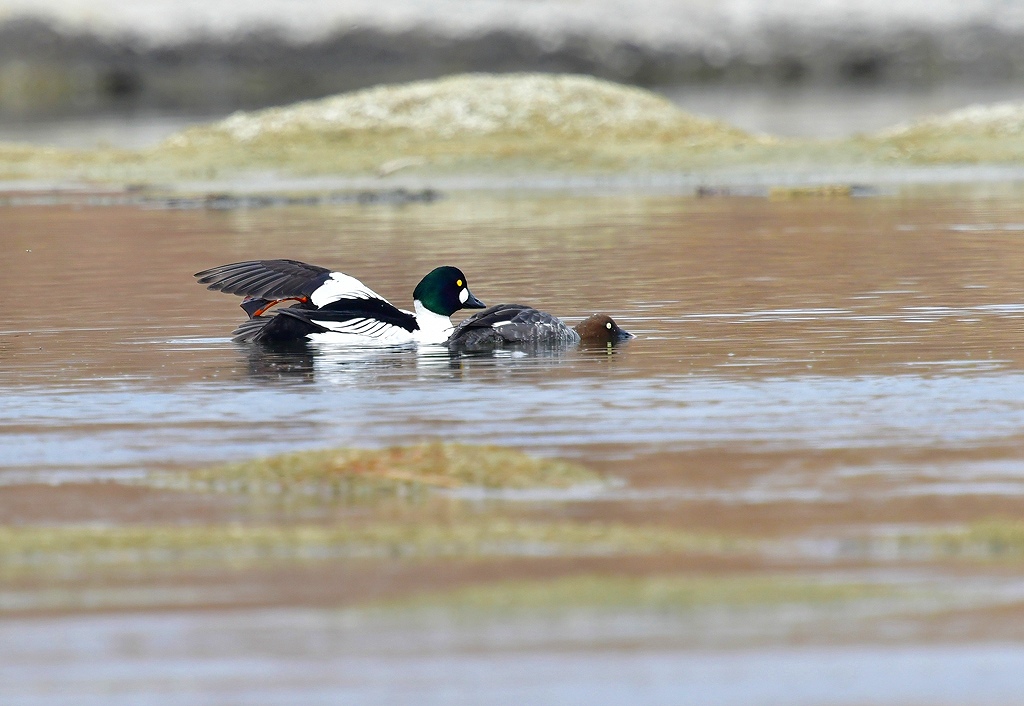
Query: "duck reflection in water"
242 341 317 383
241 340 453 384
240 316 633 383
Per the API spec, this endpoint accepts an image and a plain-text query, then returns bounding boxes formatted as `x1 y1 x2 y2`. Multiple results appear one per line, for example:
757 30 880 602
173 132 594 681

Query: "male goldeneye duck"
446 303 633 350
194 259 486 345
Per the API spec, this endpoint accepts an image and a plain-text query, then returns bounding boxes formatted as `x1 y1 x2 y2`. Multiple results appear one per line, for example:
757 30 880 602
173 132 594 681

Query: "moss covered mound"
174 73 742 142
149 442 601 498
866 101 1024 163
155 73 759 173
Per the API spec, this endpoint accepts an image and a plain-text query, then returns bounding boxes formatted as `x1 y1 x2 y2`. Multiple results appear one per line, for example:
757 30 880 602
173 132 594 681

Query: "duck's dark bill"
464 291 487 309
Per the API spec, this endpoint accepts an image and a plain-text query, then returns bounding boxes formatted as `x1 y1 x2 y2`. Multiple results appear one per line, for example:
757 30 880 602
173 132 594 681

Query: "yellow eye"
456 279 463 287
606 322 612 329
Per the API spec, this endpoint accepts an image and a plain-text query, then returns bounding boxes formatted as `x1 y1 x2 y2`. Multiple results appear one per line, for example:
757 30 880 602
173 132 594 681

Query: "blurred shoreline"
2 2 1024 124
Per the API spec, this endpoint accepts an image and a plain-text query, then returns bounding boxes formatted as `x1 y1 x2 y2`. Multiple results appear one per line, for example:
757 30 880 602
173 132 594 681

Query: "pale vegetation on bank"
4 73 1024 183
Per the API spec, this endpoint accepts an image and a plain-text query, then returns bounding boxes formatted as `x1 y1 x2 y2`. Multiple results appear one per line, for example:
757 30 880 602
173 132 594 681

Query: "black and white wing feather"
231 299 419 343
305 297 418 335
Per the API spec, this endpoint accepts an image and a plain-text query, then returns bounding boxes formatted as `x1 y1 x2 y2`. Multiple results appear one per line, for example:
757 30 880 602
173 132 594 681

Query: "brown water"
5 191 1024 703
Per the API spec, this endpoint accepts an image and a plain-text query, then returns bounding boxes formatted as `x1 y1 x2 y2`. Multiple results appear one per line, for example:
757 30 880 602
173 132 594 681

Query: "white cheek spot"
459 288 469 304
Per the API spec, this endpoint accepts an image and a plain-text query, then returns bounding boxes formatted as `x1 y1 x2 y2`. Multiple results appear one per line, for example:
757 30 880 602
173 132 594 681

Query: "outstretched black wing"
194 259 332 299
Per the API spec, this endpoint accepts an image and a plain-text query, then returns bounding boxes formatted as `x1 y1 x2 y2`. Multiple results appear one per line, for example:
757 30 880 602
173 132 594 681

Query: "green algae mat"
0 521 747 578
146 441 601 498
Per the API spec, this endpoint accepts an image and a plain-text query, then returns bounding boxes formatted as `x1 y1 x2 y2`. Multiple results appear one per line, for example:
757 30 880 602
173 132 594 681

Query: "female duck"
447 303 633 350
195 259 485 345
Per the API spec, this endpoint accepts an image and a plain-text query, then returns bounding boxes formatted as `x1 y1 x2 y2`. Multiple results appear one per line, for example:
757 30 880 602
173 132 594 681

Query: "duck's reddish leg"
240 296 310 318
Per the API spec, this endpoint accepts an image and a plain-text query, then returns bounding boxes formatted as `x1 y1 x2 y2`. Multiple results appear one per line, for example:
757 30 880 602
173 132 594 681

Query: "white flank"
307 321 416 346
412 300 455 344
310 272 388 308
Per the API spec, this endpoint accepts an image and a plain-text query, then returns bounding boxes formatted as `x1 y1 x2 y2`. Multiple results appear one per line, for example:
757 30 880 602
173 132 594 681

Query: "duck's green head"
413 266 486 316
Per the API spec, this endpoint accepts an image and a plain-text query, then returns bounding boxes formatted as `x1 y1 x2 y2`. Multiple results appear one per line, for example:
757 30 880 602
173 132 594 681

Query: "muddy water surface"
4 191 1024 703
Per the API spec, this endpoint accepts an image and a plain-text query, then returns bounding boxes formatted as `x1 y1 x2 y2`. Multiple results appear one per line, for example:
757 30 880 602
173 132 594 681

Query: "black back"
448 304 575 349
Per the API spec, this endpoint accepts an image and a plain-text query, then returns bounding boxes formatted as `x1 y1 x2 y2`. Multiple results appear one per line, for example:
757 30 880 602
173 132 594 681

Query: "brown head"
572 314 634 346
